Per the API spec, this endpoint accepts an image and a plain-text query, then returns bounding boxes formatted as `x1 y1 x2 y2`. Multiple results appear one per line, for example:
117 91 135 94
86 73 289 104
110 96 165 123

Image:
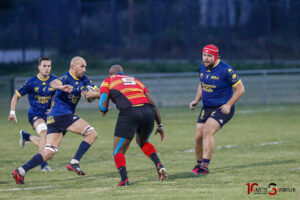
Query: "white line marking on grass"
173 141 282 154
0 186 54 192
288 167 300 170
216 145 238 150
259 141 282 146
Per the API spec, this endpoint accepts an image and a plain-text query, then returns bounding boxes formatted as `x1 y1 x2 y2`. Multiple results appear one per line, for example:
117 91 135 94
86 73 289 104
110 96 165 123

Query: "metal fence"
6 69 300 111
0 0 299 63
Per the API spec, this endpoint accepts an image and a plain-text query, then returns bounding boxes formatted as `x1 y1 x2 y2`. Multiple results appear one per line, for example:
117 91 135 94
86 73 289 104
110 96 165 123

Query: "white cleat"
19 130 26 149
41 165 53 172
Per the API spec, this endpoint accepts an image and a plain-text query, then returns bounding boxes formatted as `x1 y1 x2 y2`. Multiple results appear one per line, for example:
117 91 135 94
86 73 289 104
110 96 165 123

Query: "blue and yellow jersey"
199 60 241 107
49 71 96 116
16 74 57 120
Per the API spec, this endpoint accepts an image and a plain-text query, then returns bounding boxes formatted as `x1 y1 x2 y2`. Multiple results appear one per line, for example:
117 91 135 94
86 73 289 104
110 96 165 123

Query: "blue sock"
73 141 91 161
40 161 48 169
200 158 210 170
22 131 31 141
22 153 44 172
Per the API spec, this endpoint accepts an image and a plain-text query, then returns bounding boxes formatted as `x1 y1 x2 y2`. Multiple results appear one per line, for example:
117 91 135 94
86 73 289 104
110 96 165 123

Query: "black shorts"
114 104 155 139
29 115 47 128
47 114 80 135
197 105 235 128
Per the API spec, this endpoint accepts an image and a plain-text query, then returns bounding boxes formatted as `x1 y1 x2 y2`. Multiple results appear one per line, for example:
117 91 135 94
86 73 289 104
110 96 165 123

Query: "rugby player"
189 45 245 175
8 57 56 172
12 56 99 184
98 65 168 186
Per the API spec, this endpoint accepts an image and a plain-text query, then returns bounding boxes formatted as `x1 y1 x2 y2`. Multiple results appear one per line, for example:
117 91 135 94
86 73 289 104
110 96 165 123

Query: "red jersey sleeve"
100 77 110 95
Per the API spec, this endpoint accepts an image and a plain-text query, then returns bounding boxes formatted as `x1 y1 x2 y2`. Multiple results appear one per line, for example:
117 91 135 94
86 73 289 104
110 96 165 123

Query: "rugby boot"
192 165 201 174
193 167 209 175
19 130 26 149
41 165 53 172
117 179 130 187
157 163 168 181
12 169 24 185
66 163 86 175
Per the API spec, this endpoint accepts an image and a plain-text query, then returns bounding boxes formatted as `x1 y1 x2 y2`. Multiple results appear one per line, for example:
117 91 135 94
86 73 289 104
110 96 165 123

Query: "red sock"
141 142 157 157
114 153 126 169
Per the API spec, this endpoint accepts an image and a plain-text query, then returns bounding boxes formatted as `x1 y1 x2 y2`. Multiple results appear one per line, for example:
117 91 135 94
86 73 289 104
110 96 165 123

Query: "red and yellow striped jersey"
100 74 149 110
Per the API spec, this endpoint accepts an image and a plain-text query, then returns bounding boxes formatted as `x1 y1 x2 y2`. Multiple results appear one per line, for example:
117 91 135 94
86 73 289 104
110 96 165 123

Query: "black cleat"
66 163 86 175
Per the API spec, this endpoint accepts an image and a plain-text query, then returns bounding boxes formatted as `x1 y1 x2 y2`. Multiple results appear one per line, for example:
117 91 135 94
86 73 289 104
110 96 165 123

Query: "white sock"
18 167 25 176
70 159 79 164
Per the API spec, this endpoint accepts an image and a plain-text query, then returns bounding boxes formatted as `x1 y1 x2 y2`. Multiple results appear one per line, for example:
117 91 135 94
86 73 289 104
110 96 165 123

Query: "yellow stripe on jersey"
120 88 144 94
57 79 63 85
135 80 145 89
15 90 22 98
101 82 109 88
132 104 144 107
109 79 123 89
127 93 146 99
232 79 241 87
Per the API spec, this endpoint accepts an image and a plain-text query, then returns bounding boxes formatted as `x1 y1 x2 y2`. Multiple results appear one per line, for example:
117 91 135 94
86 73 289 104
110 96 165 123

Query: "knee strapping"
45 144 58 152
82 126 94 137
36 123 47 135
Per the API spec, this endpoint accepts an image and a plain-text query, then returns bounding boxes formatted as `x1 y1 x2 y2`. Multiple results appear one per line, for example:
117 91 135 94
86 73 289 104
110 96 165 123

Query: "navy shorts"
47 114 80 135
29 115 47 128
197 105 235 128
115 104 155 139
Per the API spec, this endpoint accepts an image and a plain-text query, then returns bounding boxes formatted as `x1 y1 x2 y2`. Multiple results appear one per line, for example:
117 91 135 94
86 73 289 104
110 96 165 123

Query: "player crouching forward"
99 65 168 186
12 56 99 184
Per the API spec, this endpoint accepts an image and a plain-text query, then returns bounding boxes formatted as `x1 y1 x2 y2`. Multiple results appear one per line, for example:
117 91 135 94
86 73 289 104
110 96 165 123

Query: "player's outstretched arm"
50 79 72 93
190 83 202 110
146 93 166 142
8 93 20 122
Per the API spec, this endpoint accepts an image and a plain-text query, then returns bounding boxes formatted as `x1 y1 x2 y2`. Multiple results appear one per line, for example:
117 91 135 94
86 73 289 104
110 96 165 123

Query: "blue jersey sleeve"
84 76 97 90
226 67 240 87
16 80 32 97
57 74 69 85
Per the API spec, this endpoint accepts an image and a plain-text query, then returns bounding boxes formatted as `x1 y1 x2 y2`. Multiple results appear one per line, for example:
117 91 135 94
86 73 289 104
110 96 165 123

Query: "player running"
8 57 56 172
98 65 167 186
190 44 245 175
12 56 99 185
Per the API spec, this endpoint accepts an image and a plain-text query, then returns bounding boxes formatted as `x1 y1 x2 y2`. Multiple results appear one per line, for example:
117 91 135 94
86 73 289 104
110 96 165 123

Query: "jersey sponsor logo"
34 87 39 92
35 95 52 104
211 76 219 80
201 82 216 92
42 82 46 85
48 88 55 91
68 94 80 104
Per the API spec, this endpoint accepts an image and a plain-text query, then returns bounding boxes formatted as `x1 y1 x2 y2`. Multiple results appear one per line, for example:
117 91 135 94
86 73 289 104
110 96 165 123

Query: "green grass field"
0 105 299 200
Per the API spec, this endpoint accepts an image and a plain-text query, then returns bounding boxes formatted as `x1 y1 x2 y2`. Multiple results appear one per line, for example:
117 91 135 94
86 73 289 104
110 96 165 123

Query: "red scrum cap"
203 44 219 61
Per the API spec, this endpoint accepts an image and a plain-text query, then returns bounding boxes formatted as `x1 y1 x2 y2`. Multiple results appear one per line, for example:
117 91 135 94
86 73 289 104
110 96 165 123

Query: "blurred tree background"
0 0 299 75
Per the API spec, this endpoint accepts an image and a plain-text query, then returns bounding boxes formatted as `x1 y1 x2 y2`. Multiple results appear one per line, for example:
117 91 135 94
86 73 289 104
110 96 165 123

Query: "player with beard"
189 45 245 175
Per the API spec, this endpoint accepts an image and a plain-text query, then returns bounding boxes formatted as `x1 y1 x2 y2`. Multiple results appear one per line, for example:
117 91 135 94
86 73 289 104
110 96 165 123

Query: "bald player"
12 56 99 185
99 65 167 186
